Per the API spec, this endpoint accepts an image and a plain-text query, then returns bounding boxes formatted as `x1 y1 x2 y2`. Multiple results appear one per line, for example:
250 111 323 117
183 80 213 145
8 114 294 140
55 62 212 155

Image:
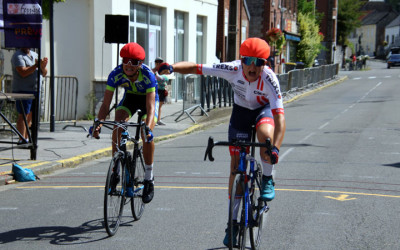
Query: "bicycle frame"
236 147 261 230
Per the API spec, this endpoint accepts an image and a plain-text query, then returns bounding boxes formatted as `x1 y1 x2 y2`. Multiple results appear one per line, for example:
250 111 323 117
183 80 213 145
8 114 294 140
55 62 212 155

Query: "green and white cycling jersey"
106 64 159 101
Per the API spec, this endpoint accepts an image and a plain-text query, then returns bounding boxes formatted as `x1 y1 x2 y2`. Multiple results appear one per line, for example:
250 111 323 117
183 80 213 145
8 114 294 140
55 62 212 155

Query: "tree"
297 12 325 67
298 0 314 15
337 0 364 46
385 0 400 12
42 0 65 20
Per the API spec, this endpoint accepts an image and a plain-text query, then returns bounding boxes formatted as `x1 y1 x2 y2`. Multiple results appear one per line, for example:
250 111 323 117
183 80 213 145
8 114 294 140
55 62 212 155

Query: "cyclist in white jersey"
159 37 286 246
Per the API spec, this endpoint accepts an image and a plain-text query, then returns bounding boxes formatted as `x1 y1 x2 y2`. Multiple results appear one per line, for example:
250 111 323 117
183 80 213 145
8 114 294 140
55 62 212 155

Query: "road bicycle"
91 114 149 236
204 126 272 250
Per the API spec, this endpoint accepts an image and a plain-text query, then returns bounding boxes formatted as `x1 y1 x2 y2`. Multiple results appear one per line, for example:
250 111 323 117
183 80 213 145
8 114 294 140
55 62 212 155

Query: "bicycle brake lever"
265 138 272 157
204 137 215 161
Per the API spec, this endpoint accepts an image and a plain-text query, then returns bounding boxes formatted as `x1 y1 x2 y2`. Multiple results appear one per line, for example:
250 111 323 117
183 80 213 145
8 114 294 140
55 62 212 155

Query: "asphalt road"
1 61 399 249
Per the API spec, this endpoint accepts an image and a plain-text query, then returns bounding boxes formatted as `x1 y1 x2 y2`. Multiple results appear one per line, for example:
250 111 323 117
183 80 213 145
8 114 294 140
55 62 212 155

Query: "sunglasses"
122 58 142 66
241 57 266 67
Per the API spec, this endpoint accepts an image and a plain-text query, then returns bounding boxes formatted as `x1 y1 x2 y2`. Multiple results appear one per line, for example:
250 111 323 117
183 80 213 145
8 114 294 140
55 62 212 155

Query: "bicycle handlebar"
87 119 149 139
204 136 272 162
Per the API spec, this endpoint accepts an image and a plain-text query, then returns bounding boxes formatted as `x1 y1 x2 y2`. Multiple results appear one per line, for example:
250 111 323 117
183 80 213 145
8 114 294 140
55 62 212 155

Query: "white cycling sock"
261 159 273 176
232 196 241 221
144 164 153 181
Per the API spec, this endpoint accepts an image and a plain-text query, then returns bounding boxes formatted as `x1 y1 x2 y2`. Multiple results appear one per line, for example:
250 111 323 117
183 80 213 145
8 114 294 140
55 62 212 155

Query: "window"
129 3 162 66
196 16 205 102
196 16 204 64
174 11 186 100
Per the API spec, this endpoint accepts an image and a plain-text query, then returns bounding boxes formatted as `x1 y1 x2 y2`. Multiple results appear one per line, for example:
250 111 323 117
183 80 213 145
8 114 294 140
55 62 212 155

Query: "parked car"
387 54 400 69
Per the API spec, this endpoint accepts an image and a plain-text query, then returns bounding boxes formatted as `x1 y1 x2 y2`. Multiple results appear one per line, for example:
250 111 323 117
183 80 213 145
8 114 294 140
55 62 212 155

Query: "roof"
386 15 400 28
362 11 389 25
362 10 398 26
360 2 394 12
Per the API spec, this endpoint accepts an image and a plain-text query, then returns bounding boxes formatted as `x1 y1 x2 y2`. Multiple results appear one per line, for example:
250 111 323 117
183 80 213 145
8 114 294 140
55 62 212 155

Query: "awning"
284 31 301 42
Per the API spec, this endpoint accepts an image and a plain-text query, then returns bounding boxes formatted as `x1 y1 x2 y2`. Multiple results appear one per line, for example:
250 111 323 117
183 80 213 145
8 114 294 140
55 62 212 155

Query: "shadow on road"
383 162 400 169
0 218 135 245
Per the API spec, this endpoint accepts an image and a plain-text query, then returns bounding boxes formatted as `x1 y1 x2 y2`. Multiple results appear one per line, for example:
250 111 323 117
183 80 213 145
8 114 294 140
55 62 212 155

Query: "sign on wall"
2 0 42 48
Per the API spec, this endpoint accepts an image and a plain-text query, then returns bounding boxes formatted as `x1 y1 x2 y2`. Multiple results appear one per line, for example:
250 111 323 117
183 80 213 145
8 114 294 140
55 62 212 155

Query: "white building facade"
384 15 400 50
2 0 218 119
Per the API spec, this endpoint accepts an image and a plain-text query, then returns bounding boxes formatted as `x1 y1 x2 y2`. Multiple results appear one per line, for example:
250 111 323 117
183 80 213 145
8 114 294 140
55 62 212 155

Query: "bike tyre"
131 149 145 220
229 173 247 249
250 163 266 249
104 155 125 236
237 175 248 250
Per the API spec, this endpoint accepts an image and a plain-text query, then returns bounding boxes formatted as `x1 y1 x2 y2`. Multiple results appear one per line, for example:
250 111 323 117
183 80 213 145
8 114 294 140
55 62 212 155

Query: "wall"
2 0 218 119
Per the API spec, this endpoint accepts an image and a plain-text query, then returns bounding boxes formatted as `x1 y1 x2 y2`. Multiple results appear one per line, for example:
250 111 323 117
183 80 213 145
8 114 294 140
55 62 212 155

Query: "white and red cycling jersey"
197 60 284 115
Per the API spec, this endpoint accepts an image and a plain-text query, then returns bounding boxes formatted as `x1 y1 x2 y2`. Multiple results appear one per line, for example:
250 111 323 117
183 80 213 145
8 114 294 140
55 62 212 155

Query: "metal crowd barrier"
175 74 208 123
188 63 339 122
201 75 233 112
0 75 84 131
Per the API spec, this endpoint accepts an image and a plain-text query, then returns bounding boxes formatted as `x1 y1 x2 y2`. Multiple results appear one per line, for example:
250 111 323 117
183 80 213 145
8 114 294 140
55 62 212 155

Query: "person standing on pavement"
152 57 168 125
91 42 158 203
158 37 286 247
11 48 48 144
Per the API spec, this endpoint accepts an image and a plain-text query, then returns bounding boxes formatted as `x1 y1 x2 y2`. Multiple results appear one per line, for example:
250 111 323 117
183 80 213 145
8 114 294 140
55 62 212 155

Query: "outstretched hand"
158 62 173 75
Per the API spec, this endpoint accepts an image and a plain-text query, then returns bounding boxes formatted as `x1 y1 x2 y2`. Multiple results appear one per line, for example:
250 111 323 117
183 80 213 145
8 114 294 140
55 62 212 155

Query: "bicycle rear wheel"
131 148 145 220
229 173 248 250
250 164 267 249
104 155 125 236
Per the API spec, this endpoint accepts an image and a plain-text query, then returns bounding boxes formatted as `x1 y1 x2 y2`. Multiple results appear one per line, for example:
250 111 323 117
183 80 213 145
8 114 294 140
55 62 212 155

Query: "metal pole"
50 0 55 132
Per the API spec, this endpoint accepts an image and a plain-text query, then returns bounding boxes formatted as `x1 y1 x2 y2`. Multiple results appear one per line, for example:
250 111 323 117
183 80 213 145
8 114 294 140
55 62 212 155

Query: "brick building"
216 0 251 62
246 0 299 73
316 0 338 64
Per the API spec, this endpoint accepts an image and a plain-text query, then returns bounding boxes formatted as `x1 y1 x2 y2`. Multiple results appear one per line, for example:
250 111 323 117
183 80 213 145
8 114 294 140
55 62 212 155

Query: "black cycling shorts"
228 103 273 142
116 93 159 121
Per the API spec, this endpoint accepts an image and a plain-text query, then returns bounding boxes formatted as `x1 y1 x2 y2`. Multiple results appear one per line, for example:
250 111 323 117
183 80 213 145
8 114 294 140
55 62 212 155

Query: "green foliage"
337 0 363 45
42 0 65 20
297 13 325 67
386 0 400 12
298 0 324 25
298 0 314 14
345 40 355 54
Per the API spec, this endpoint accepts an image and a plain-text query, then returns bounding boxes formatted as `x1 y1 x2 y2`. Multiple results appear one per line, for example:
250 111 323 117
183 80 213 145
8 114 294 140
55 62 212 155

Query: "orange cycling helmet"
239 37 270 59
120 42 145 60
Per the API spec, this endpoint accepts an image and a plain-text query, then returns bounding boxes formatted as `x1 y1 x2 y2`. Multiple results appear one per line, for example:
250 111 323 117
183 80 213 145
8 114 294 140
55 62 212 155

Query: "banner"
3 0 42 48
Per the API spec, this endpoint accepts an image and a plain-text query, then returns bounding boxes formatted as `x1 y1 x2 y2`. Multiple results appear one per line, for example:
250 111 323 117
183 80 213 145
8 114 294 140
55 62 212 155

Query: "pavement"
0 73 348 186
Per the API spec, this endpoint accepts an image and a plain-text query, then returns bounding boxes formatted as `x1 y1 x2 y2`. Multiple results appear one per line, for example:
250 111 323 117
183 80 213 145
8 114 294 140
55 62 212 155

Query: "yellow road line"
15 185 400 198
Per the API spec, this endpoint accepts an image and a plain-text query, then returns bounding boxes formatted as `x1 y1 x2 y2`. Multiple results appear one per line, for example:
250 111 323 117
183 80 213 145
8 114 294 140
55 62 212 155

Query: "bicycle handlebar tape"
158 63 173 74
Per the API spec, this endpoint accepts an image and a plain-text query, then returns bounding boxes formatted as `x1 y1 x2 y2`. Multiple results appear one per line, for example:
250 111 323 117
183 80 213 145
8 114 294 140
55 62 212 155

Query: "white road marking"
318 122 330 130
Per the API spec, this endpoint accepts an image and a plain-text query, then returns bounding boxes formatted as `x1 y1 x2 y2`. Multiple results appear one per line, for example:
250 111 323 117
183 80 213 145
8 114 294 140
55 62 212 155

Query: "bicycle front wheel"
229 173 248 250
104 155 125 236
250 164 267 249
131 148 145 220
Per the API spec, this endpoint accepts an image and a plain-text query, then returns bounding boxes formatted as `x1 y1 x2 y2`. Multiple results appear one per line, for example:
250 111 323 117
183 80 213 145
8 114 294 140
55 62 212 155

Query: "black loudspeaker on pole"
105 15 129 44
